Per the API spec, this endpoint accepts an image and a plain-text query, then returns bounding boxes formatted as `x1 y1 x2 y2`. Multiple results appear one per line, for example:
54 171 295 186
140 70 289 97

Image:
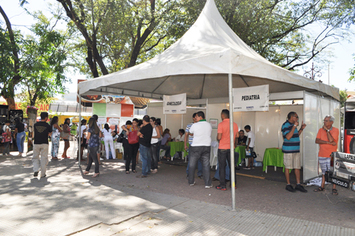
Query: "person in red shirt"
314 115 339 195
216 109 239 191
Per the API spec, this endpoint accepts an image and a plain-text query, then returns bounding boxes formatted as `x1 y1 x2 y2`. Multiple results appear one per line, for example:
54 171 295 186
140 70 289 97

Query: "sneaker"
243 167 251 170
285 184 296 192
34 172 39 177
216 185 227 191
295 184 308 193
205 184 213 189
212 177 219 181
189 182 196 186
41 174 47 178
198 175 203 179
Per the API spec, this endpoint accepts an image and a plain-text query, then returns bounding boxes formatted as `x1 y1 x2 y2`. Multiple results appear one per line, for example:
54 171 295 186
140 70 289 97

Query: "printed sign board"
233 85 269 112
163 93 186 114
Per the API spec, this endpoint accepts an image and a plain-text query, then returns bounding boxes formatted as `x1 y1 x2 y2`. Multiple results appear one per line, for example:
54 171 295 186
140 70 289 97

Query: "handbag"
60 125 70 139
128 130 139 144
116 131 126 143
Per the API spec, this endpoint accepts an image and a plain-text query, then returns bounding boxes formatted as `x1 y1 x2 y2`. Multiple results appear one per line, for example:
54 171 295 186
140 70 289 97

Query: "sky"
1 0 355 95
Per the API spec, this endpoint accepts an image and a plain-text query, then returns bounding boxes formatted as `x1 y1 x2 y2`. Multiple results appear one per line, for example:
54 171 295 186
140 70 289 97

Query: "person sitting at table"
235 130 247 146
174 129 185 142
161 128 172 160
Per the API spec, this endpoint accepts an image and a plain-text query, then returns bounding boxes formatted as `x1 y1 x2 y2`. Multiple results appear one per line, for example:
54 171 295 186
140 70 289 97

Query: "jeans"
156 140 161 161
214 161 230 181
139 144 151 176
186 146 203 176
218 149 237 187
150 142 159 170
16 131 26 153
126 142 139 171
3 142 10 155
188 146 211 186
32 144 49 177
86 146 100 174
161 145 171 158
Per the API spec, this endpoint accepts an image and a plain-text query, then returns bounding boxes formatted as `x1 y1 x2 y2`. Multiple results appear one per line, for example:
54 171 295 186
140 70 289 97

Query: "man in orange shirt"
314 115 339 195
216 109 239 191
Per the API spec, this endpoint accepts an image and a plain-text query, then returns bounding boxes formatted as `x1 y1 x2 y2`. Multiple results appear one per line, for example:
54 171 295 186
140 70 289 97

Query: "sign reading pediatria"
232 85 269 112
163 93 186 114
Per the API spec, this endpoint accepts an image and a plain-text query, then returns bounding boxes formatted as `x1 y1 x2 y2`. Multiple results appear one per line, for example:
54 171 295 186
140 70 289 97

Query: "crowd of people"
28 110 340 195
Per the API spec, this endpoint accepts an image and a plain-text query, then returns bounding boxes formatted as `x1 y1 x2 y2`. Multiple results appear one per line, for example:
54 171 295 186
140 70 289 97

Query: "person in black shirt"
32 112 52 178
14 118 26 156
136 115 152 178
235 130 247 146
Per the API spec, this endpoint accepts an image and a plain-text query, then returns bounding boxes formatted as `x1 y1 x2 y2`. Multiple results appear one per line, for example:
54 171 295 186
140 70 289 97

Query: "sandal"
83 171 89 175
92 173 100 178
332 189 338 195
132 170 137 173
126 171 130 174
313 187 324 192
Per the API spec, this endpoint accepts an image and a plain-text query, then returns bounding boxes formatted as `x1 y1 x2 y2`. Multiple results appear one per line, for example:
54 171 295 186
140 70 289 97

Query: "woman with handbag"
120 120 131 168
61 118 71 159
122 118 139 174
50 116 62 160
2 120 11 156
84 117 102 178
101 123 116 160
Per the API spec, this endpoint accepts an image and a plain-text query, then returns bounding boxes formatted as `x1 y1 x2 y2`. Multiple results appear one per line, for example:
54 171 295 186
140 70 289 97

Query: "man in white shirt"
244 125 255 170
187 111 213 188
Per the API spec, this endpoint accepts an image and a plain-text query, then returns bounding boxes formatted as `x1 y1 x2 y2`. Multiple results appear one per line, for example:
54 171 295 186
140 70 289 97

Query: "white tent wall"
147 103 206 138
303 92 341 181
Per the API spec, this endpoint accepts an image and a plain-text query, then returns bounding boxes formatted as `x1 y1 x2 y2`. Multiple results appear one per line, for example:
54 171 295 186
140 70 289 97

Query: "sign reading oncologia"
163 93 186 114
232 85 269 112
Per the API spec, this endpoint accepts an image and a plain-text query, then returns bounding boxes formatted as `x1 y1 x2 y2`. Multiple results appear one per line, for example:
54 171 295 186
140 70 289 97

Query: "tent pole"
164 114 167 130
78 96 82 167
228 73 236 211
181 114 183 129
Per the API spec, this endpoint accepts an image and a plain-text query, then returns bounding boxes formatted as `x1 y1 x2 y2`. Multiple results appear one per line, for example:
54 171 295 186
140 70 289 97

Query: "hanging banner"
233 85 269 112
163 93 186 114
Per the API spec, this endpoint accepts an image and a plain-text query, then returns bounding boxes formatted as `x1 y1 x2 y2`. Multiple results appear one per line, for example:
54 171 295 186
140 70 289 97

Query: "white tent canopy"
79 0 339 101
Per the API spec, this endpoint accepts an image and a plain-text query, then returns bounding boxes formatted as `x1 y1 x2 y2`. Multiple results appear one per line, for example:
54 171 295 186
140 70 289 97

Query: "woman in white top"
150 117 161 173
174 129 185 142
101 123 116 160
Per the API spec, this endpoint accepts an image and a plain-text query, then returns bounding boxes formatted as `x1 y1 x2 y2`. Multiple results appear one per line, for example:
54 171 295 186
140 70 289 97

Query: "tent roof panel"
79 0 339 101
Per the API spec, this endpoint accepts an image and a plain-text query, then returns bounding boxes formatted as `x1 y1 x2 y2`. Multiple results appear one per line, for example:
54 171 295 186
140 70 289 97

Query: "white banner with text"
163 93 186 114
233 85 269 112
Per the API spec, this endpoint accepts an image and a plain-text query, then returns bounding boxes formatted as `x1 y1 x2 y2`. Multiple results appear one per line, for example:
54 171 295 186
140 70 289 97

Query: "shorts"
319 157 331 175
283 152 301 169
246 147 254 158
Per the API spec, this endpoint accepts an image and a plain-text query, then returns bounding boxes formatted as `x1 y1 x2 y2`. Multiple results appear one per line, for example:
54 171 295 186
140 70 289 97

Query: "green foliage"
349 55 355 82
339 89 347 108
20 12 69 106
61 0 354 78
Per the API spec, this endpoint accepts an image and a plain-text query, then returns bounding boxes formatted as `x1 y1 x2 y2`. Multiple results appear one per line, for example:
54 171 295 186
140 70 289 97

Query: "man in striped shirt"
281 111 307 193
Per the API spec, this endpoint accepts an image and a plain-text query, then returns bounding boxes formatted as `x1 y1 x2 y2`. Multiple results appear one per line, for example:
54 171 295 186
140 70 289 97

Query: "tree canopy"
55 0 355 80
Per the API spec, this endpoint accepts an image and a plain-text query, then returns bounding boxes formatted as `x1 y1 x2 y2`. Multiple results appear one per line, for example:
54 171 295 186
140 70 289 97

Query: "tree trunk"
5 97 16 110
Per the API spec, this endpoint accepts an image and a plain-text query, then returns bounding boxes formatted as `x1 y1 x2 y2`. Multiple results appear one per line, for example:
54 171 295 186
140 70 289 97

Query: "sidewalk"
1 143 355 235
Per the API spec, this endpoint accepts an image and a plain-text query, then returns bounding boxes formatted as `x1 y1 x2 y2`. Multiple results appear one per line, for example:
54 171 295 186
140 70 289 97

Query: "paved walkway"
1 142 355 235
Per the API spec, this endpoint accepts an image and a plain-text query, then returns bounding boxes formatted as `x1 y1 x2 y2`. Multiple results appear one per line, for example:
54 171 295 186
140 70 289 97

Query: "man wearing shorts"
281 111 307 192
314 115 339 195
